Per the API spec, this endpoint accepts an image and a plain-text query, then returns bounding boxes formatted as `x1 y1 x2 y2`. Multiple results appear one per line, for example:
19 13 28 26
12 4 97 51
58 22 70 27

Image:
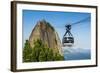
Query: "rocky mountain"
29 20 63 56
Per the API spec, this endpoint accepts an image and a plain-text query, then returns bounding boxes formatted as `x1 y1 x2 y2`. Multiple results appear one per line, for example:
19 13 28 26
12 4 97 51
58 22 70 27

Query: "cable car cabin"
62 37 74 47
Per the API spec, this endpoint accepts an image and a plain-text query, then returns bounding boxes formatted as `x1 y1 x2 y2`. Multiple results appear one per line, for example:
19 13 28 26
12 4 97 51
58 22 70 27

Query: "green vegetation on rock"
23 40 32 62
46 22 55 31
23 39 64 62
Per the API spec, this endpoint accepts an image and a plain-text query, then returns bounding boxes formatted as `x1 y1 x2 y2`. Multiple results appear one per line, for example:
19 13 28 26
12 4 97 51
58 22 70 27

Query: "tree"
23 39 64 62
23 40 32 62
39 49 46 61
53 53 64 61
32 39 44 61
46 48 54 61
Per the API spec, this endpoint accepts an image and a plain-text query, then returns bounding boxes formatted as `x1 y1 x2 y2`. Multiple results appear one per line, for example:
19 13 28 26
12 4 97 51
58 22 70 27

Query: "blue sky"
23 10 91 49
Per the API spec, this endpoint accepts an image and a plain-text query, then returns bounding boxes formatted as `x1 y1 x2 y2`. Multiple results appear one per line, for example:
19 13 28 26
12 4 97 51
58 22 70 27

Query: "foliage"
46 22 55 31
23 40 32 62
23 39 64 62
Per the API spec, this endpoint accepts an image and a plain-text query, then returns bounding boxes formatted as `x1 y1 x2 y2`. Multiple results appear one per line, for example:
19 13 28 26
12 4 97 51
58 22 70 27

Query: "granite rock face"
29 20 63 55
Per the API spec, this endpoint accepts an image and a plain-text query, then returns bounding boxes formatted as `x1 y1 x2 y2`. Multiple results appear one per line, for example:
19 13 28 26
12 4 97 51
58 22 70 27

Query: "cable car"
62 24 74 47
62 16 90 47
62 36 74 47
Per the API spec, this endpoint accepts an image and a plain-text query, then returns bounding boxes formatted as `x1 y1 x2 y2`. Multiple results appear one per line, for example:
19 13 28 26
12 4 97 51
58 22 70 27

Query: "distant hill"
29 20 63 56
63 47 91 60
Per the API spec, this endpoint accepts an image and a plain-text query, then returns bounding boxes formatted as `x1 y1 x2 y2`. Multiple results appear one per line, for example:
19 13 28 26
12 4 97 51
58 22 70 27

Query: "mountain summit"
29 20 63 56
